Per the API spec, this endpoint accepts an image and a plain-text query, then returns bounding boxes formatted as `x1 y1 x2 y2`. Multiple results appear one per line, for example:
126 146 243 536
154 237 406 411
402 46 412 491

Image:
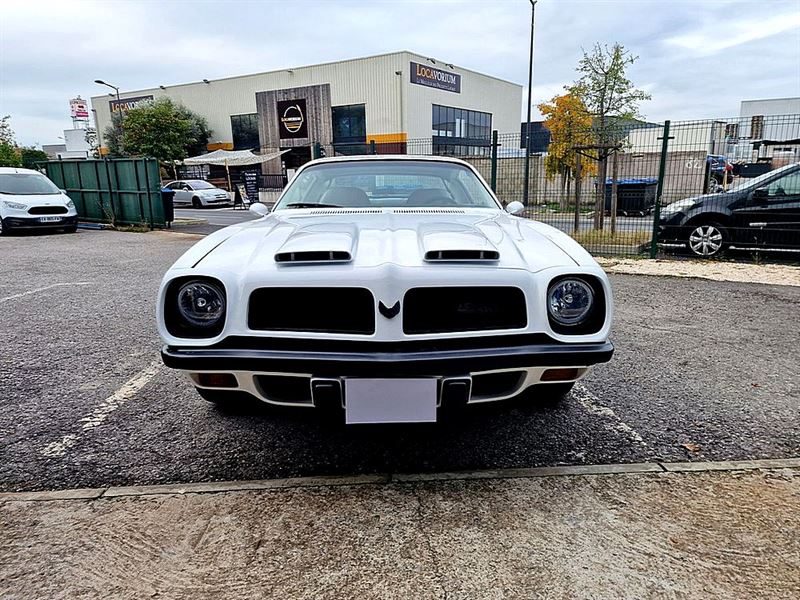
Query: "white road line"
0 282 93 304
572 382 648 447
39 361 162 459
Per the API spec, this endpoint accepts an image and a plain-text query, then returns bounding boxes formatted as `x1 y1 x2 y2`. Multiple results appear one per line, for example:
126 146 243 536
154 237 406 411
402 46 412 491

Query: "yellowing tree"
538 93 595 209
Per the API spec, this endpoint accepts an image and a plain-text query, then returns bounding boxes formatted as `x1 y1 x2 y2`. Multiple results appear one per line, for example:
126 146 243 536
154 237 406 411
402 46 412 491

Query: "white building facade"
91 51 522 169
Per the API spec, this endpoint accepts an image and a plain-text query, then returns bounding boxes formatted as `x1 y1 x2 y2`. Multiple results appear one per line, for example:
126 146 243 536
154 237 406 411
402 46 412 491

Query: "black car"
658 162 800 257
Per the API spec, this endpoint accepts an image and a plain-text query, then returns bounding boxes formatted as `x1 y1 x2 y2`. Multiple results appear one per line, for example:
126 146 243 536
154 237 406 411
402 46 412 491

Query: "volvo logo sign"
277 98 308 139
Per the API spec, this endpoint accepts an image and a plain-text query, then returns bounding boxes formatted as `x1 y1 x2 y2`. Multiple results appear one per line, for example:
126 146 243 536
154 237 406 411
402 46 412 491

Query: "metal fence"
312 114 800 259
44 158 166 228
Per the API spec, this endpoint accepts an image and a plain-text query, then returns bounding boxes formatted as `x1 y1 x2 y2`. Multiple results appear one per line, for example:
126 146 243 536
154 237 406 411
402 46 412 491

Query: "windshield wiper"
285 202 342 209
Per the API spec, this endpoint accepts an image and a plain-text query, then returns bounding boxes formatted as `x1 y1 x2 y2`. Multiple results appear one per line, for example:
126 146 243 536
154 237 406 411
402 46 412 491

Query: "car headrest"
406 188 451 206
320 187 370 207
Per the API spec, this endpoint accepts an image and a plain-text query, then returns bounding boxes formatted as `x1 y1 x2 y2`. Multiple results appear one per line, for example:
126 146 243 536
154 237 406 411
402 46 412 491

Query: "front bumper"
162 337 614 407
162 339 614 376
3 215 78 229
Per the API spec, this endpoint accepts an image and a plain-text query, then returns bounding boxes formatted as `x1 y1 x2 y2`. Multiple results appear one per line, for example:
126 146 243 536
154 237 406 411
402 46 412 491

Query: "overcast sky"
2 0 799 146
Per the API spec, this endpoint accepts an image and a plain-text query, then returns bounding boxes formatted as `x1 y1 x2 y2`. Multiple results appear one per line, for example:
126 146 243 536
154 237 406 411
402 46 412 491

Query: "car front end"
0 169 79 234
157 157 614 423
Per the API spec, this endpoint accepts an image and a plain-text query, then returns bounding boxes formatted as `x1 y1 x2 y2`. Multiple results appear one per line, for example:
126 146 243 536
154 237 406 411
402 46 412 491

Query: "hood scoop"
275 250 351 263
424 249 499 261
274 223 356 264
420 223 500 263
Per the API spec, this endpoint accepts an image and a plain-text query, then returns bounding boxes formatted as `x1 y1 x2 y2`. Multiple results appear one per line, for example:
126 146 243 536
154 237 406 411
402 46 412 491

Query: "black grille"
249 287 375 334
28 206 68 215
403 287 527 334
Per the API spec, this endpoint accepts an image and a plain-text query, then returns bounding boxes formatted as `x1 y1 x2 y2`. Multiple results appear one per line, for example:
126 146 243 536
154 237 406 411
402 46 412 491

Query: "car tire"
0 218 7 236
517 382 575 407
192 197 202 209
687 221 726 258
64 225 77 233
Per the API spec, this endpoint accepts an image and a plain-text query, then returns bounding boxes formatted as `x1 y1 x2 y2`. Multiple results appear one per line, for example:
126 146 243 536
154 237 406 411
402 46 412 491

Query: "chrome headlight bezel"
546 275 606 335
164 276 227 338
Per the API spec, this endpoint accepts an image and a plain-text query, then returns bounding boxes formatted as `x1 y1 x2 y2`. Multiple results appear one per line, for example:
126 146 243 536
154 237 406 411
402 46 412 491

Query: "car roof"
0 167 48 175
302 154 475 167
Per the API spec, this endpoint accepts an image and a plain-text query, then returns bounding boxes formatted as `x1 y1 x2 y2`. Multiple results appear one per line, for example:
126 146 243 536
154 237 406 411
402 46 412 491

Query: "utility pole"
94 79 123 149
522 0 537 206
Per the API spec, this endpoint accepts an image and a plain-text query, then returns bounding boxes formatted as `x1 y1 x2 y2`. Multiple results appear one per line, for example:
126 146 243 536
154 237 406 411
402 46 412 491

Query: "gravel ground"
599 257 800 286
2 469 798 599
1 229 798 492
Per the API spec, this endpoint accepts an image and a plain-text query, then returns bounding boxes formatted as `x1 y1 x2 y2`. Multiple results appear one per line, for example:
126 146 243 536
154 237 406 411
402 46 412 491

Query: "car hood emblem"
379 301 400 319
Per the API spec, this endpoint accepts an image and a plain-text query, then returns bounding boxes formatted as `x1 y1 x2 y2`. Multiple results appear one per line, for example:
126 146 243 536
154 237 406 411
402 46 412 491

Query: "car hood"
176 208 596 273
0 192 69 206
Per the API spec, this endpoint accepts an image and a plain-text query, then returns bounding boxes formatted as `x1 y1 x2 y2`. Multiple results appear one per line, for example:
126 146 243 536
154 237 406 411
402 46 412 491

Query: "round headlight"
548 279 594 326
177 281 225 327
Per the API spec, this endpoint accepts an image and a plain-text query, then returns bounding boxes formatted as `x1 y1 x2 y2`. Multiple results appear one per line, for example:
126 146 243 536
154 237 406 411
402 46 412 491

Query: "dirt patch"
598 257 800 287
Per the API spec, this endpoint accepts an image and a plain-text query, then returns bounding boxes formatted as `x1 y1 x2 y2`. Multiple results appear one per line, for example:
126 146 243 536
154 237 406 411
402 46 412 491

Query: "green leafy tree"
19 147 49 169
569 43 650 228
0 142 21 167
105 98 211 162
0 115 15 145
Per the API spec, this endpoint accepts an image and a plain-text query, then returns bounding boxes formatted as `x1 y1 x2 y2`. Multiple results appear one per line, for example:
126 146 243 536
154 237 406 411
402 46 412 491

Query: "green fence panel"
44 158 165 228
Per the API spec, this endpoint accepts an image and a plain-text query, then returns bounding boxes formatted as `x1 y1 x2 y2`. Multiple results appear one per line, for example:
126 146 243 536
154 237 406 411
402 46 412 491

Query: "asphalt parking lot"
1 229 799 493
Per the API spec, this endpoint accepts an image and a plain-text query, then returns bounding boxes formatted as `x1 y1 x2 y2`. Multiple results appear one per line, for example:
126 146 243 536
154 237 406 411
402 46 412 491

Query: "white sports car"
157 156 614 424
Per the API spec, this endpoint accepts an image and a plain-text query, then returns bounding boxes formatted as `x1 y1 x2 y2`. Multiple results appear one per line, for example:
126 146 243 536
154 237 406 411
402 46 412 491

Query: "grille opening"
249 287 375 334
425 249 499 261
403 286 527 334
471 371 525 400
255 375 312 404
28 206 68 215
275 250 351 263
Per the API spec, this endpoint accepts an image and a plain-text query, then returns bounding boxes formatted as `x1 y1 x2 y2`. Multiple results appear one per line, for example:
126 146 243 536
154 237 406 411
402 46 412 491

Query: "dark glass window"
231 113 259 151
332 104 366 144
432 104 492 157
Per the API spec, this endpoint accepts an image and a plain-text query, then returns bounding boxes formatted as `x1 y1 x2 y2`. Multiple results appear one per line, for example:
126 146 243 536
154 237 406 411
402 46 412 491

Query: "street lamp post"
522 0 537 207
94 79 123 150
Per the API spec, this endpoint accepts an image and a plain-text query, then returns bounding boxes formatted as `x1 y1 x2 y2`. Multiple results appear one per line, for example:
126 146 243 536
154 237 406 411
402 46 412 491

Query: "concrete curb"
2 458 798 503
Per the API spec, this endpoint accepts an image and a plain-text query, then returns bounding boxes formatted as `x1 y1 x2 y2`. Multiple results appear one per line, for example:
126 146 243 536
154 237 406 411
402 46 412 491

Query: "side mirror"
752 187 768 202
59 189 67 194
249 202 270 217
506 201 525 216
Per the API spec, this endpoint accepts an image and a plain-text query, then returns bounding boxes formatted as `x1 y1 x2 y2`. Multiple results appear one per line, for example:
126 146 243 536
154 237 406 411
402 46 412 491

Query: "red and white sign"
70 97 89 119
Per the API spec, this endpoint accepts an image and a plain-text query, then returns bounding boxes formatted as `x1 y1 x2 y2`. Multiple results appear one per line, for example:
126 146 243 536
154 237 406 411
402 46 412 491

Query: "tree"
0 143 21 167
19 147 49 169
569 43 650 228
538 93 596 210
106 98 211 162
0 116 15 145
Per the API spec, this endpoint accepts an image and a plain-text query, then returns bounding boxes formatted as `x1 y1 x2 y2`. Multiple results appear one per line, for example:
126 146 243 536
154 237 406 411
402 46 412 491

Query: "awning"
182 149 289 166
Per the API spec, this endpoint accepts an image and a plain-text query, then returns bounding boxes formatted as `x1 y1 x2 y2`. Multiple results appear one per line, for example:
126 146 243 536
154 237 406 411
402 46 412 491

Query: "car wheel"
192 197 202 209
517 382 575 407
64 225 77 233
687 222 726 257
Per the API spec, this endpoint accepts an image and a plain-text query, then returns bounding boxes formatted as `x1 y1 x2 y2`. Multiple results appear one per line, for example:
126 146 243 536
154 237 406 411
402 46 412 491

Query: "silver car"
165 180 231 208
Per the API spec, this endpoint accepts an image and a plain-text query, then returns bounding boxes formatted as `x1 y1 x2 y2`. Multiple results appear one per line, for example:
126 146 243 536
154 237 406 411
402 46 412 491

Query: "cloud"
1 0 798 146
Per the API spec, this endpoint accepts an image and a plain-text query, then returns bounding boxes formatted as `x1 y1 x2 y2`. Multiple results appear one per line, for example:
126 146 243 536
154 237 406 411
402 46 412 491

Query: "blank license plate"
345 378 437 424
39 216 61 222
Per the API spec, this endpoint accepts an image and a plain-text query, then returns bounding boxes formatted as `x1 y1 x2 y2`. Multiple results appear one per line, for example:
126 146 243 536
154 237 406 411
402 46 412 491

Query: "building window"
432 104 491 156
751 115 764 140
332 104 366 153
231 113 259 150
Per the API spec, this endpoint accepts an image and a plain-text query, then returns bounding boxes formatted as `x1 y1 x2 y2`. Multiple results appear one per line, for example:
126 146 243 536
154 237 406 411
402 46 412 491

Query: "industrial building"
91 51 523 172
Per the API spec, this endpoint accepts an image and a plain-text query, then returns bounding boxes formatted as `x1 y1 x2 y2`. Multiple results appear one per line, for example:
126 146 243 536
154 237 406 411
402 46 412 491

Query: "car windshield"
0 173 61 195
274 160 499 209
188 180 215 190
728 163 799 191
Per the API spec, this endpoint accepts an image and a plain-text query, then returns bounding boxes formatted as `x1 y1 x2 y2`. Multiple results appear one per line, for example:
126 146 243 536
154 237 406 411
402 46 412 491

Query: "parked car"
659 162 800 257
0 167 78 235
165 179 231 208
157 156 614 423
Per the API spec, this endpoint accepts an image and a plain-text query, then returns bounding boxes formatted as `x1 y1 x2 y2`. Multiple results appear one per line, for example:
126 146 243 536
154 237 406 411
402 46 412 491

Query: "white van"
0 167 79 235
